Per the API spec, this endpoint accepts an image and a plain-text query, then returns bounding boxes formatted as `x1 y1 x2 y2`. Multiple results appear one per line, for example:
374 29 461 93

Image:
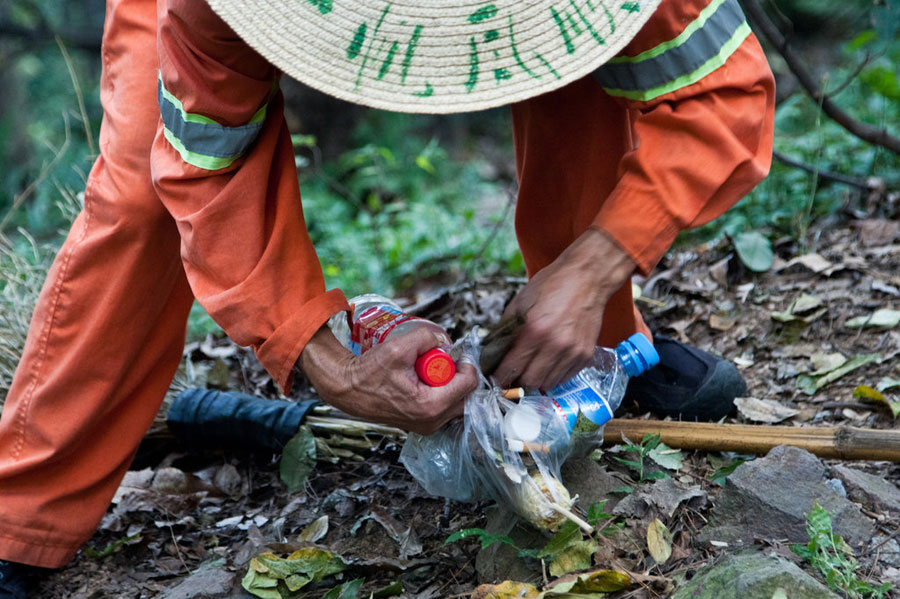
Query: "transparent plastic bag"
399 331 577 530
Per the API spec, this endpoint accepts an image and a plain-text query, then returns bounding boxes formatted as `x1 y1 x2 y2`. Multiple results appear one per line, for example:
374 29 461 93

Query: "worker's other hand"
494 228 635 390
298 325 478 435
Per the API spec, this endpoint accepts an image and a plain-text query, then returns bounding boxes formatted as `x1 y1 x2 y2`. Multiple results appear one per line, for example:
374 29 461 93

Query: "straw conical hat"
205 0 661 114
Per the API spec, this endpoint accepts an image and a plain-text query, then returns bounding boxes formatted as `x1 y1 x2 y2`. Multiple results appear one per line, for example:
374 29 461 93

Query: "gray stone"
561 456 627 512
161 567 235 599
671 551 841 599
831 465 900 513
702 445 875 548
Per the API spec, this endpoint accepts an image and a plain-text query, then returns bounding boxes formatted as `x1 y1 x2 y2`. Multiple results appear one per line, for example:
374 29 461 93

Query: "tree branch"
772 150 877 190
741 0 900 155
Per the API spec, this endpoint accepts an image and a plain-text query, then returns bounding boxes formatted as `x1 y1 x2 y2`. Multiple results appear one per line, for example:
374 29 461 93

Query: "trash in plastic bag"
399 330 578 531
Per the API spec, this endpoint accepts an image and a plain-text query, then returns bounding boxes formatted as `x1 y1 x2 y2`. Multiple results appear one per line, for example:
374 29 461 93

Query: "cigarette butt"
502 387 524 400
506 438 551 454
523 441 550 454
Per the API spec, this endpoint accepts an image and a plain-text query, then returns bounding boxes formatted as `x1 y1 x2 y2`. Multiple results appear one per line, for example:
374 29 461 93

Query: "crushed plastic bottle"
503 333 659 448
329 294 457 387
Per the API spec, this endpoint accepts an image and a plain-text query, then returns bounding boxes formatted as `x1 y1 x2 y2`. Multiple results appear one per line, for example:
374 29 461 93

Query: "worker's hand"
494 228 636 390
298 325 478 435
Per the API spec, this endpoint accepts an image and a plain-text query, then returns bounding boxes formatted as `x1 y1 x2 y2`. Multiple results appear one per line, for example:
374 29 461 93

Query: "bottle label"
351 304 422 354
545 372 615 432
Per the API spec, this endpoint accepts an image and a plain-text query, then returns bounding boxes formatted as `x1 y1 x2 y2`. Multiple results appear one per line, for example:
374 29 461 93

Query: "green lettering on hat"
400 24 423 84
550 0 610 54
378 40 399 79
468 5 499 24
347 22 366 59
413 82 434 97
465 36 480 91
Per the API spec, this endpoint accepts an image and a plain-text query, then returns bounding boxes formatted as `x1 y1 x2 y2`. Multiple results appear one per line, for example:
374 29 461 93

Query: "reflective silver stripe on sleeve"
592 0 748 96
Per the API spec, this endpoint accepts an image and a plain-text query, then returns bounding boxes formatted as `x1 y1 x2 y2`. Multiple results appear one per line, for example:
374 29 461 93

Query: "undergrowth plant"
295 112 524 298
611 433 671 492
445 500 624 576
791 503 892 599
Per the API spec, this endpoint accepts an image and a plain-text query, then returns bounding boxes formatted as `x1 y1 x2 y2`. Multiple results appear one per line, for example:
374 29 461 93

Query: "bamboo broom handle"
602 420 900 462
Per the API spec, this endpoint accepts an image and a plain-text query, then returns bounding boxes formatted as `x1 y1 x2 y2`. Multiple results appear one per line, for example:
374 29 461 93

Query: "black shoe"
0 560 28 599
619 336 745 421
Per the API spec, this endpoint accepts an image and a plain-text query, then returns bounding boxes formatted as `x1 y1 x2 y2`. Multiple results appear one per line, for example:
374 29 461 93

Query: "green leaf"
610 485 634 495
548 540 598 577
648 443 684 471
848 29 877 50
415 154 436 174
538 520 582 558
807 503 833 536
734 231 773 272
445 528 517 551
790 543 813 560
280 427 317 493
322 578 364 599
709 457 747 486
641 433 662 452
372 580 404 598
586 501 611 527
643 471 671 481
797 353 882 395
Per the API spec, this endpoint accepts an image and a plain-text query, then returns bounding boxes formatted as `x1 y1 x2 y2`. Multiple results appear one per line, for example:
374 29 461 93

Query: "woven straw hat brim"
205 0 661 114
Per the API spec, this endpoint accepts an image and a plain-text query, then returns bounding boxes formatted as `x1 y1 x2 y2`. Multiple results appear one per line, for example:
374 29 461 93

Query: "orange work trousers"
0 0 647 567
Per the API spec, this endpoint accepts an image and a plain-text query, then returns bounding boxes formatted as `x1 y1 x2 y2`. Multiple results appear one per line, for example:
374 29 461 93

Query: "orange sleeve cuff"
258 288 350 395
591 186 681 275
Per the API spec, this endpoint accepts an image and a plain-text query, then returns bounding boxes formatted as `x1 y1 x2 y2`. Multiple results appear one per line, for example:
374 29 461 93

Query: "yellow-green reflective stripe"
157 72 269 170
593 0 748 98
162 127 239 171
608 0 729 65
601 21 751 102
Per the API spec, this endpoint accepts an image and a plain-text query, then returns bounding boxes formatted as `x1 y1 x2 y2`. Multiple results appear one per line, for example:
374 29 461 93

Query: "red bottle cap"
414 348 456 387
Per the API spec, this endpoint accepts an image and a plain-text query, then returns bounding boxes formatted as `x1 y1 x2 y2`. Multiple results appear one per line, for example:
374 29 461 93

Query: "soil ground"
36 218 900 599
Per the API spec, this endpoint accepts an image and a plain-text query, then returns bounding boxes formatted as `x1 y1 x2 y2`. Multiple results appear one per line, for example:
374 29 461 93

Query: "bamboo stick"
603 420 900 462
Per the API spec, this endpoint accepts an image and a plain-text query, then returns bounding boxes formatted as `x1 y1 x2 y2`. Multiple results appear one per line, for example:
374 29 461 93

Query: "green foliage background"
0 0 898 344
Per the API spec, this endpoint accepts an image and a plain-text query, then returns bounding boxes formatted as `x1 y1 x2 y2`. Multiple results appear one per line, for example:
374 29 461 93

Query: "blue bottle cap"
616 333 660 377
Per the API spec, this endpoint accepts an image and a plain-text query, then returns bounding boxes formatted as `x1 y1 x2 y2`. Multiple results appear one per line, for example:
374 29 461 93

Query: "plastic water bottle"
330 294 456 387
503 333 659 446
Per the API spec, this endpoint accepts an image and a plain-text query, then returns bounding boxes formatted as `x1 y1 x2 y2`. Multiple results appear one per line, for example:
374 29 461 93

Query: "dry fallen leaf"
647 519 673 565
734 397 799 423
471 581 540 599
846 309 900 329
296 516 329 543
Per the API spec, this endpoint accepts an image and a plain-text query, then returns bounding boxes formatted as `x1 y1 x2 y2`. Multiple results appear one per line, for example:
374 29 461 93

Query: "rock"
863 536 900 570
671 551 840 599
161 567 235 599
612 478 706 519
474 507 544 584
702 445 875 548
561 456 626 512
831 465 900 513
